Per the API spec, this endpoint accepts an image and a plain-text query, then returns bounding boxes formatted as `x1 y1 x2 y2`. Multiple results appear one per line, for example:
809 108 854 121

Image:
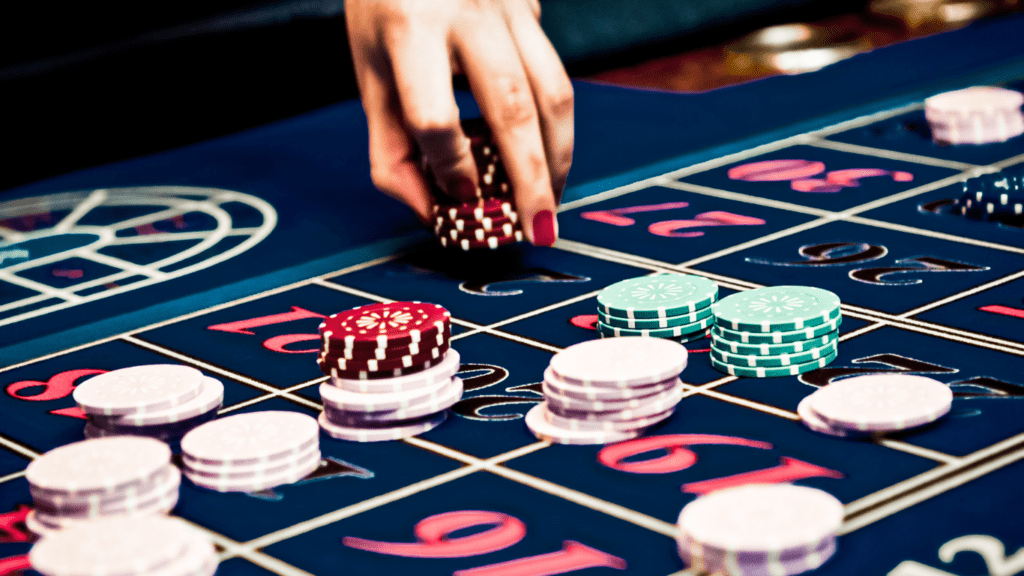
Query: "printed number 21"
343 510 627 575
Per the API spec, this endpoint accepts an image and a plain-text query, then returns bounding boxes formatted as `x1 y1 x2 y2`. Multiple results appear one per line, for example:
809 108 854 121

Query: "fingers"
503 0 574 204
346 2 435 223
454 12 558 246
383 21 480 202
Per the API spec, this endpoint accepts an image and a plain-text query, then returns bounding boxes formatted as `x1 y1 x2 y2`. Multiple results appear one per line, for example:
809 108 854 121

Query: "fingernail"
532 210 556 247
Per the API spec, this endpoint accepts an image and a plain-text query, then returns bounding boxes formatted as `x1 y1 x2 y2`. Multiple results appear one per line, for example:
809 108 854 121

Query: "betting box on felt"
2 14 1024 576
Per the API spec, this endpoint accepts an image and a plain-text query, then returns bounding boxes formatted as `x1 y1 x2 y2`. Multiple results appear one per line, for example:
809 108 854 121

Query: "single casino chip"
543 405 675 432
91 377 224 427
670 329 712 344
318 410 447 442
435 218 521 240
678 530 836 576
184 443 318 477
31 462 178 508
925 86 1024 145
713 316 842 344
524 404 642 446
322 324 450 356
596 315 713 339
598 306 713 330
598 274 719 319
323 355 441 380
808 374 953 432
35 482 179 523
438 229 524 251
29 515 207 576
327 331 451 360
319 301 451 350
319 376 457 413
73 365 205 416
181 411 319 466
550 337 689 388
545 377 684 412
543 368 678 402
85 409 219 442
33 464 181 519
797 395 868 438
319 341 449 374
331 350 461 393
185 450 321 492
27 437 171 497
546 384 685 423
677 484 843 555
711 340 838 368
712 330 837 356
433 197 515 221
326 378 463 423
711 349 837 378
435 211 518 233
712 286 841 333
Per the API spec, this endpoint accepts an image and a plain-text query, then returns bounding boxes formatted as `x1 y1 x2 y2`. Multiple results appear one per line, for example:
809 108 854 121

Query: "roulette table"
2 12 1024 576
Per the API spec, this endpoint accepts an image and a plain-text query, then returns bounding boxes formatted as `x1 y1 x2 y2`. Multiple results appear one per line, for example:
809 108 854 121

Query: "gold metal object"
725 23 871 75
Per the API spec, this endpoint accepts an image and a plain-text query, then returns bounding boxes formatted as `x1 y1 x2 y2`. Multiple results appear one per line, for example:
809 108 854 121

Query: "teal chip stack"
596 274 719 343
710 286 841 378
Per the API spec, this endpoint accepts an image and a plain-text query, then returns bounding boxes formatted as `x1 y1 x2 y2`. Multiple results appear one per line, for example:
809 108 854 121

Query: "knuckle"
541 82 574 118
552 147 574 177
494 77 537 128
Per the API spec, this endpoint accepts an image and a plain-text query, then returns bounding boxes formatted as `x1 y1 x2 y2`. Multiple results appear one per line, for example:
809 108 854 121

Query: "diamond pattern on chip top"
598 274 718 319
712 286 840 333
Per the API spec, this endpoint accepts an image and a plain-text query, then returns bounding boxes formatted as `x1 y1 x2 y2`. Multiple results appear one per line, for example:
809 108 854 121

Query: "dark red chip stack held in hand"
315 302 462 442
429 118 525 250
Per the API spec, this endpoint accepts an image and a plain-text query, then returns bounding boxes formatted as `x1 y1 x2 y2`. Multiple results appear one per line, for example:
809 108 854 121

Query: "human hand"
345 0 573 246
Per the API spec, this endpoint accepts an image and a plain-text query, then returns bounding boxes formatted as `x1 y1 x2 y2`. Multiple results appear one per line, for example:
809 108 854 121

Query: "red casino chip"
318 302 451 350
439 229 524 251
318 341 451 375
432 197 515 221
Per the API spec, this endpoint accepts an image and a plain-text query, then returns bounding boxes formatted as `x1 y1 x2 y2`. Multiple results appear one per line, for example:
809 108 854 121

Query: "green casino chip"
598 274 718 320
711 340 838 368
713 316 842 344
598 305 713 329
711 349 838 378
596 316 713 339
710 330 838 356
712 286 841 333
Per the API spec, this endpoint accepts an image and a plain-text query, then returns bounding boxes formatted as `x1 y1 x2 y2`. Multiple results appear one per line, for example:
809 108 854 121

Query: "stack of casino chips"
180 411 321 492
24 437 180 537
798 373 953 438
315 302 463 441
676 484 843 576
525 338 689 445
595 274 719 343
953 165 1024 222
73 365 224 441
925 86 1024 146
430 118 524 251
710 286 841 378
30 516 218 576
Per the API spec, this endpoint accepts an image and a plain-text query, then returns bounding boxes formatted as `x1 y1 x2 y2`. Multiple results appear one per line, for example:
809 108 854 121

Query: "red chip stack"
315 302 463 442
429 118 525 250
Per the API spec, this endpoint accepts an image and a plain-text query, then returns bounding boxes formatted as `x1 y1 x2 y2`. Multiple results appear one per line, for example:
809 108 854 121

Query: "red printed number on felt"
208 306 326 354
728 160 914 193
598 434 844 494
343 510 628 575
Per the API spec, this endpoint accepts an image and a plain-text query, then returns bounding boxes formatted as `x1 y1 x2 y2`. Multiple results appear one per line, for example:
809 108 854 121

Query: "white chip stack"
526 338 689 445
925 86 1024 145
25 437 179 536
180 411 321 492
73 365 223 441
319 350 463 442
30 516 217 576
676 484 843 576
798 374 954 438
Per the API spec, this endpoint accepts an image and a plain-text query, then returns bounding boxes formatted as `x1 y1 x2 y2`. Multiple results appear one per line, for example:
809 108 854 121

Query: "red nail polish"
532 210 556 247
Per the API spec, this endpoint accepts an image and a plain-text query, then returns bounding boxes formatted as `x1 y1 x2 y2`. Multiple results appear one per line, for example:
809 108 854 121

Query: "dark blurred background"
0 0 947 190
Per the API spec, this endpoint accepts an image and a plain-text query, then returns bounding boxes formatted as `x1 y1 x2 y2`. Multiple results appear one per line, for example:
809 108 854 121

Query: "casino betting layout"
2 7 1024 576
